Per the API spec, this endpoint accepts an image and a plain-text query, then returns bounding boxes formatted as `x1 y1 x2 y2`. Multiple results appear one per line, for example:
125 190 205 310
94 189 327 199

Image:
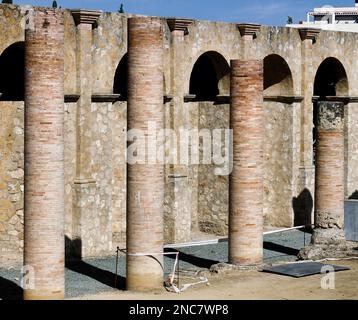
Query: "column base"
228 247 263 267
298 228 358 260
126 272 164 292
126 256 164 292
24 290 65 300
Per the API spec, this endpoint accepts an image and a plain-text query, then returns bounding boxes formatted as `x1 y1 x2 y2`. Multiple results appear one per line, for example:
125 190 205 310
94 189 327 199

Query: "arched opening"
262 54 295 227
189 51 230 101
190 52 230 236
264 54 293 95
313 58 348 165
0 42 25 101
314 57 348 98
113 53 127 100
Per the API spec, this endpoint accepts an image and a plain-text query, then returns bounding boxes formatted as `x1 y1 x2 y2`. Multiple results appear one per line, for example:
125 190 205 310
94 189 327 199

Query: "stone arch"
189 51 230 101
262 54 295 228
312 57 349 166
0 42 25 101
264 54 293 95
113 53 128 100
314 57 348 97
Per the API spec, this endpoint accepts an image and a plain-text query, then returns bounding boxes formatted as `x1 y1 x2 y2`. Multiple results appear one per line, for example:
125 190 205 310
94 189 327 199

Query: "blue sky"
14 0 356 26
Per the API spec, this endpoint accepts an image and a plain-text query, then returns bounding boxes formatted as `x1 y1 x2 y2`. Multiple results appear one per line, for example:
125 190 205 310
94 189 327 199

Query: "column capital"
316 101 344 131
298 27 321 42
71 9 102 25
237 23 261 39
167 18 194 35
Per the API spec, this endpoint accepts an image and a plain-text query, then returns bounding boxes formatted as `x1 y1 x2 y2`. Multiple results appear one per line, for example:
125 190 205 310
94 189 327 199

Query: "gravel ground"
0 229 311 299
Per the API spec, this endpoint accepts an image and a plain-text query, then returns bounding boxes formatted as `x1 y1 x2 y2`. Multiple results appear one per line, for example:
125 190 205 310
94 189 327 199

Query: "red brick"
23 9 65 300
229 59 264 266
126 17 165 291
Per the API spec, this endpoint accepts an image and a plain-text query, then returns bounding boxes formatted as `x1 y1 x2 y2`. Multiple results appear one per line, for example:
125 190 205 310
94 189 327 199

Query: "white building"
287 0 358 33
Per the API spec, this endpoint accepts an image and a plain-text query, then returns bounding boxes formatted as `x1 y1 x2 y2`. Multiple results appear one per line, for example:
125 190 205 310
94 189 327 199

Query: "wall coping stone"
71 9 102 25
298 27 321 41
237 23 261 37
167 18 194 34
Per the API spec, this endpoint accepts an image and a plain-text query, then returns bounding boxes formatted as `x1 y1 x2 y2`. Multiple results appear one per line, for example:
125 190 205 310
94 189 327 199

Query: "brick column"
126 17 164 291
315 102 345 233
23 9 65 300
70 9 102 259
229 60 264 265
299 101 356 259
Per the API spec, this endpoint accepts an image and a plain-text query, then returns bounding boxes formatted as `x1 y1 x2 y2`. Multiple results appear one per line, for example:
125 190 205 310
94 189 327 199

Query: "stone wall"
0 101 24 266
2 4 358 265
64 102 77 250
346 102 358 200
111 101 127 245
263 101 294 227
197 101 230 236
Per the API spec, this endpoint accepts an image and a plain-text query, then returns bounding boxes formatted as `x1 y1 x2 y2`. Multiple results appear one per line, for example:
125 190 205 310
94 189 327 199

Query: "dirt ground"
72 259 358 300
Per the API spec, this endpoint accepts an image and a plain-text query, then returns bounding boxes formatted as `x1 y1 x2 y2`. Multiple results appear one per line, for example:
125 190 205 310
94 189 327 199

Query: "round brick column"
126 17 164 291
299 101 357 260
23 10 65 300
313 101 345 242
229 60 264 266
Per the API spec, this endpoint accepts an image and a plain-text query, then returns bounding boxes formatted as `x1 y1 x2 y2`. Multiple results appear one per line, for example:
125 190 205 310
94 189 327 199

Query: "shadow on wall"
348 190 358 200
292 188 313 227
0 276 22 300
189 51 230 101
263 54 293 96
113 53 127 100
65 236 82 261
0 41 24 101
314 57 348 97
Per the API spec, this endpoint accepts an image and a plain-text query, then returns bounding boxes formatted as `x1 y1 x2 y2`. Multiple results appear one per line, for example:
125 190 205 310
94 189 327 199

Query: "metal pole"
115 246 119 288
177 253 180 289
